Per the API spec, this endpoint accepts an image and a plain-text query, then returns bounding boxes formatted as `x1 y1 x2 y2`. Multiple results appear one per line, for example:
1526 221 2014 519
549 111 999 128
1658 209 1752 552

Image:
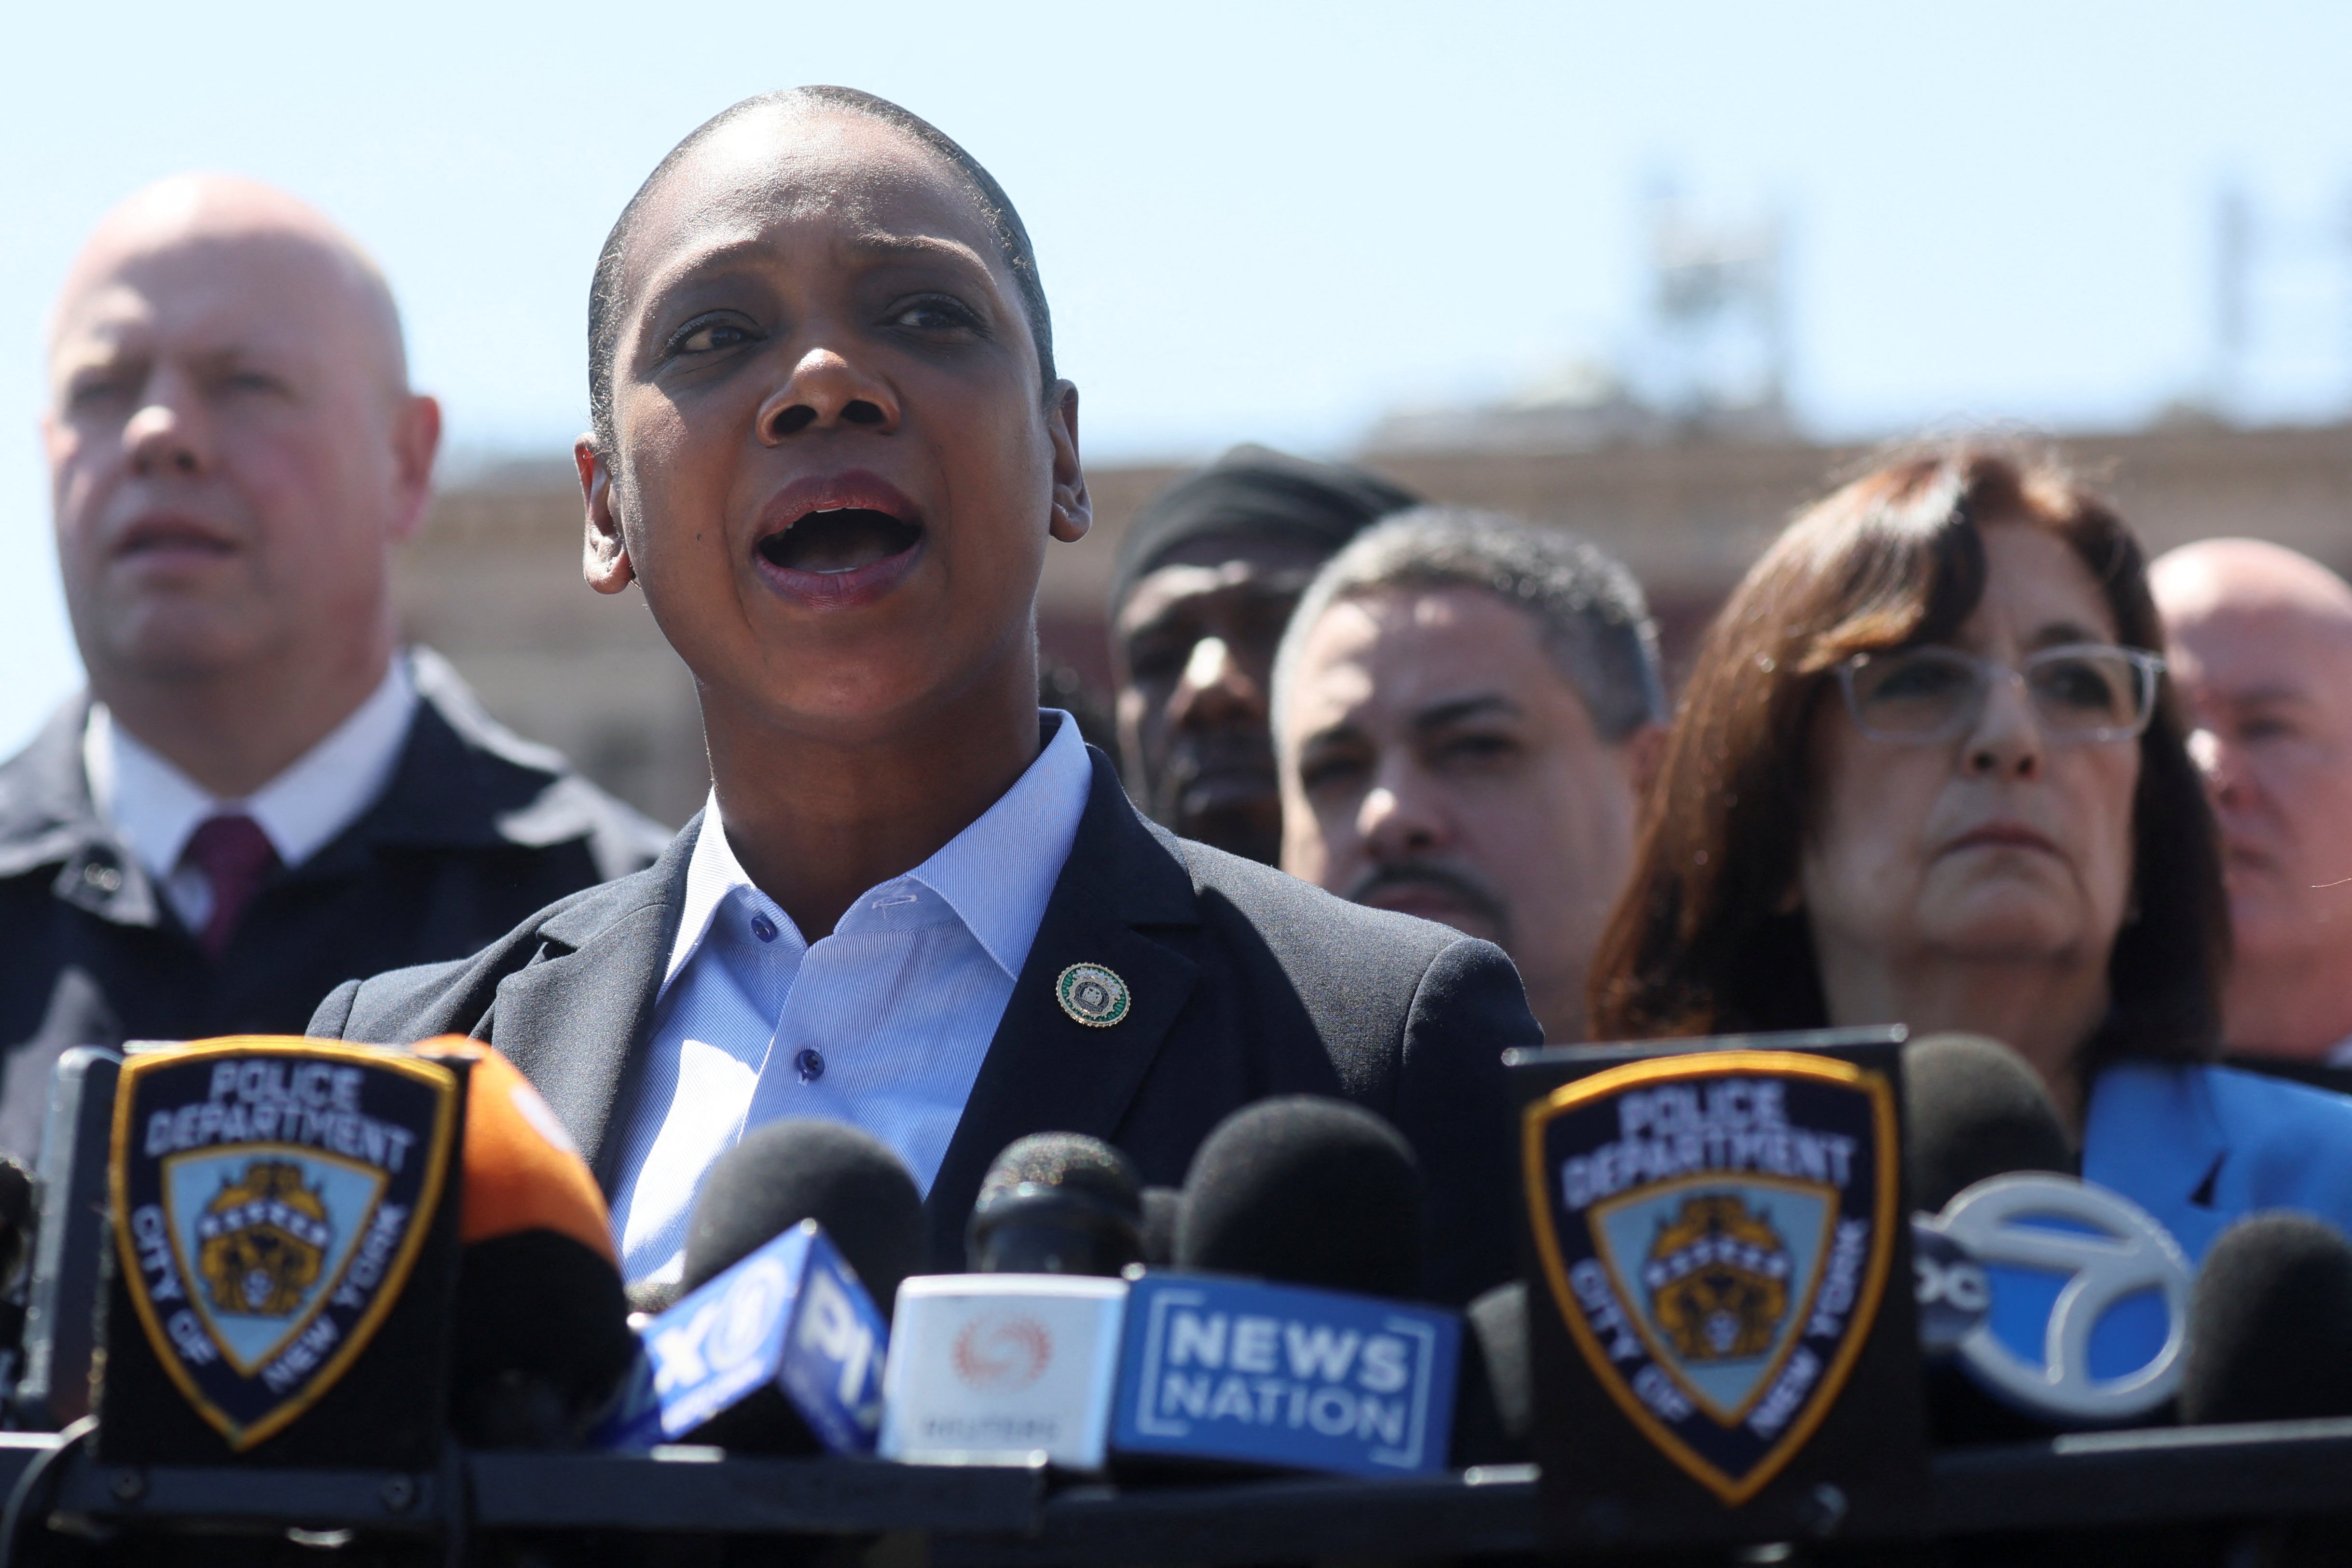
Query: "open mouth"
756 508 922 575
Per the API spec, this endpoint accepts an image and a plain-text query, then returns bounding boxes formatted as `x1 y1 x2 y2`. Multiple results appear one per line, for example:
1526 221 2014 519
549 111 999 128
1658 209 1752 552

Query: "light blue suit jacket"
2083 1060 2352 1264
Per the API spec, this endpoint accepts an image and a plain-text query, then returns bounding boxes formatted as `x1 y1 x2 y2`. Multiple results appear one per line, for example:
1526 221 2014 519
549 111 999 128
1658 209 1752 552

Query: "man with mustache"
0 176 664 1156
1277 509 1666 1042
1110 447 1418 865
2152 538 2352 1066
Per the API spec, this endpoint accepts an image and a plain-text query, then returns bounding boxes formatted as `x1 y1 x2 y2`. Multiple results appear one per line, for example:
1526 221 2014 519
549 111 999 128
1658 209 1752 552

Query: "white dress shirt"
84 655 420 931
607 712 1093 1285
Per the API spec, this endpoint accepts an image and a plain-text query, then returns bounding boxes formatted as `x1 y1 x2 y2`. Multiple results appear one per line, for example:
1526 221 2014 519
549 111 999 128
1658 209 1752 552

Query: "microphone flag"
1919 1172 2189 1424
612 1218 888 1454
880 1274 1128 1471
1511 1032 1928 1546
1112 1272 1460 1478
104 1038 464 1459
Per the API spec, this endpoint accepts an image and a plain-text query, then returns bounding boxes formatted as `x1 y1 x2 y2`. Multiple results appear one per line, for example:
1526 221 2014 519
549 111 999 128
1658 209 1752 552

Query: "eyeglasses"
1834 643 2166 745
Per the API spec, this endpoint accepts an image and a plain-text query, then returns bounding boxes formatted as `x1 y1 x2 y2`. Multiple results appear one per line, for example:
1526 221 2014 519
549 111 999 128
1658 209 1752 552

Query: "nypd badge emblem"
1523 1051 1898 1505
110 1039 459 1451
1056 963 1131 1028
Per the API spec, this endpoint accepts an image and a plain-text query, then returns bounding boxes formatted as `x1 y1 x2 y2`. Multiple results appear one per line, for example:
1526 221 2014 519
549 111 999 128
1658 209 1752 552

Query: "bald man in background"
2152 538 2352 1066
0 176 663 1155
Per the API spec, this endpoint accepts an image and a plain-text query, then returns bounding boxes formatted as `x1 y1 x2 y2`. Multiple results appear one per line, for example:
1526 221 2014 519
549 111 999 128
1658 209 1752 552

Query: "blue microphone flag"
1111 1272 1459 1478
610 1219 888 1453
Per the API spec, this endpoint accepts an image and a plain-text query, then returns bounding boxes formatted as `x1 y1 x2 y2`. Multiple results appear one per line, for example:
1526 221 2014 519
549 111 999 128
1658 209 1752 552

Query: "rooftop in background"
396 416 2352 825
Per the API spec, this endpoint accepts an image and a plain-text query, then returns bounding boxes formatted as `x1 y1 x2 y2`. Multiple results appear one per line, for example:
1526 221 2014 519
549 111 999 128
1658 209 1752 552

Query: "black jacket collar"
0 649 652 929
922 748 1200 1255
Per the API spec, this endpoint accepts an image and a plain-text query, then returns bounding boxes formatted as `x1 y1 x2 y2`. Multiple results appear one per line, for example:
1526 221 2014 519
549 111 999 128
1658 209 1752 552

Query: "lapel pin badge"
1056 963 1131 1028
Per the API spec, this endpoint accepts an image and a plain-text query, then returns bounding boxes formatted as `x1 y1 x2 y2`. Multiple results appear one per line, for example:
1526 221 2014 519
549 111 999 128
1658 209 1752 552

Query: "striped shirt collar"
662 710 1091 994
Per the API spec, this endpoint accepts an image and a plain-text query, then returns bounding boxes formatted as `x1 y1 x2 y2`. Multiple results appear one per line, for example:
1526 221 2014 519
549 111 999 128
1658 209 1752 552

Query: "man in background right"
1273 508 1665 1043
2152 538 2352 1066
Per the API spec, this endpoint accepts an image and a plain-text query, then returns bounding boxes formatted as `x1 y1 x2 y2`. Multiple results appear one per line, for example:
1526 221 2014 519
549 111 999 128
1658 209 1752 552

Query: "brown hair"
1587 440 2227 1072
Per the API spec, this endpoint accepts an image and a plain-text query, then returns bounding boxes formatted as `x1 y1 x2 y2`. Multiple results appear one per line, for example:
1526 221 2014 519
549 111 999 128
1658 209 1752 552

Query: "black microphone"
1900 1032 2209 1438
436 1042 638 1451
1099 1098 1467 1476
0 1156 33 1298
16 1047 119 1431
1137 1185 1181 1267
683 1118 926 1316
965 1132 1144 1276
0 1155 34 1392
671 1120 924 1454
1175 1095 1425 1299
2179 1212 2352 1425
1451 1279 1532 1466
884 1133 1142 1470
1901 1031 2076 1213
1903 1031 2079 1444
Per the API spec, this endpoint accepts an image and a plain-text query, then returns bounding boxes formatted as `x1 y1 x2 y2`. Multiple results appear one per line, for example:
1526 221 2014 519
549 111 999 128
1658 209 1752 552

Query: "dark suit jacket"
0 649 670 1158
310 749 1539 1304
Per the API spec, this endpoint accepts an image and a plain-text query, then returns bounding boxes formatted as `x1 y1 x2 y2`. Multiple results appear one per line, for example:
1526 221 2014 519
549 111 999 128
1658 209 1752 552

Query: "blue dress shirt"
606 712 1093 1284
2084 1059 2352 1265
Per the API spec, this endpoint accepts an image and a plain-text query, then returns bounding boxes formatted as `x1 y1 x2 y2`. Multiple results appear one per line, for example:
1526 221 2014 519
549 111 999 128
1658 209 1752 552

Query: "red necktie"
184 813 279 959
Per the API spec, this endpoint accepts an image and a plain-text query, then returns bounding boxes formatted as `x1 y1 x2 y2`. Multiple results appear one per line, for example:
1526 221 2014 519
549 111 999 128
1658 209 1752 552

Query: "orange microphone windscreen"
419 1037 616 1267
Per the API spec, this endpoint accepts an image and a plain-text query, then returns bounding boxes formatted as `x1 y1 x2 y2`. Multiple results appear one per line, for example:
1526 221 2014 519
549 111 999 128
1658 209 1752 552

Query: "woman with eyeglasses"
1588 442 2352 1260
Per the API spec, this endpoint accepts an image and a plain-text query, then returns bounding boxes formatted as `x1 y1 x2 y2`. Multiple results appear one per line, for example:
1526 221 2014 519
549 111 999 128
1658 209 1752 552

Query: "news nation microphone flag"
109 1039 462 1454
1112 1273 1460 1479
1512 1033 1928 1544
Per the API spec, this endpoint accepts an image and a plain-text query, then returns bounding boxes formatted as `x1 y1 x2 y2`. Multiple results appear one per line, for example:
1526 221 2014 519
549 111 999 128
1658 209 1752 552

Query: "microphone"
1110 1097 1462 1478
93 1034 633 1465
0 1155 33 1298
1902 1035 2189 1433
683 1118 925 1316
434 1040 636 1449
881 1134 1144 1470
966 1132 1144 1276
1174 1096 1425 1299
617 1120 917 1454
1138 1186 1181 1267
16 1047 120 1430
2178 1212 2352 1425
1449 1279 1532 1466
1901 1032 2075 1213
0 1154 34 1408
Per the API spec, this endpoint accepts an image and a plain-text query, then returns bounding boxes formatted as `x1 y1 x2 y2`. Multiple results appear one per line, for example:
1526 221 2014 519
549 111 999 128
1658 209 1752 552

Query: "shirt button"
750 914 778 943
795 1048 825 1084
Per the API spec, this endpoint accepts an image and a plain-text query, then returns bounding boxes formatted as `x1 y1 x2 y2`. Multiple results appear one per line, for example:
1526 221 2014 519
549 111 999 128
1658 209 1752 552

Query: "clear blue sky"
3 0 2346 755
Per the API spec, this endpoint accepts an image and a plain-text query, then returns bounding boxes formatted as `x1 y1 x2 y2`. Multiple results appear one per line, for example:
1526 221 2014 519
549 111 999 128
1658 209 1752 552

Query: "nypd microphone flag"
110 1040 461 1451
1523 1050 1900 1506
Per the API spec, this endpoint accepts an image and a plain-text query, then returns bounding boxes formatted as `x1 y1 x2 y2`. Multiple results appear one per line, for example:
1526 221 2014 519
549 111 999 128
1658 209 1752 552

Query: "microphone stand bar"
0 1420 2350 1558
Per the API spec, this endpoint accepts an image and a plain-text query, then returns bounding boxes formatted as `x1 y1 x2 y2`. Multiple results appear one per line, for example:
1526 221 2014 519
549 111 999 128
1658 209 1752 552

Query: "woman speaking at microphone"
1588 442 2352 1262
312 87 1535 1306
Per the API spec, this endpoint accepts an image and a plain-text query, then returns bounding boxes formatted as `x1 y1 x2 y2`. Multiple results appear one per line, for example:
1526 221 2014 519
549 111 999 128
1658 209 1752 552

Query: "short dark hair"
1274 506 1666 744
585 86 1055 453
1588 440 2228 1077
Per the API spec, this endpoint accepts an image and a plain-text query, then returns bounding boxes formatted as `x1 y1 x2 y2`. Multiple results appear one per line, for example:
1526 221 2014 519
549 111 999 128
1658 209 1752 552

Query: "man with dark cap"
1109 446 1417 865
